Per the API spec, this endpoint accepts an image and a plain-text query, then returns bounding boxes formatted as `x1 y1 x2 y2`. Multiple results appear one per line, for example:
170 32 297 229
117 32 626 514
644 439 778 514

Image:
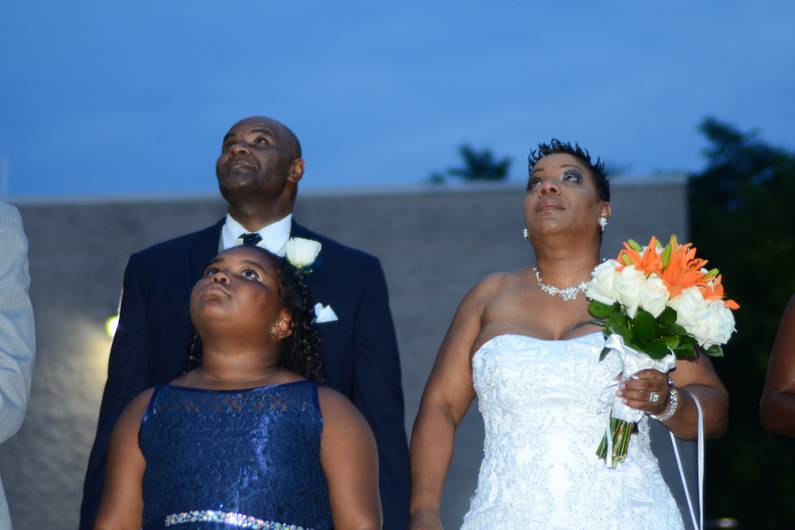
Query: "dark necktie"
239 233 263 247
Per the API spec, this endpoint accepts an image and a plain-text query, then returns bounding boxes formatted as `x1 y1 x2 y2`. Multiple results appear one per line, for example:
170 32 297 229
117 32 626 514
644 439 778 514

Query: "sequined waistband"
164 510 313 529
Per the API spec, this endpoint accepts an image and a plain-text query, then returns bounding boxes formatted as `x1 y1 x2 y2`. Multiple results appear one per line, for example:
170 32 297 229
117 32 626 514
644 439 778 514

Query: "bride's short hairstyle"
528 139 610 202
185 247 324 382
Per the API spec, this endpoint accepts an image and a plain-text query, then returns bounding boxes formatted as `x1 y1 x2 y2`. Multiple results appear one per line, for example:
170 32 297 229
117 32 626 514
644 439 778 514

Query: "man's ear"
287 159 304 184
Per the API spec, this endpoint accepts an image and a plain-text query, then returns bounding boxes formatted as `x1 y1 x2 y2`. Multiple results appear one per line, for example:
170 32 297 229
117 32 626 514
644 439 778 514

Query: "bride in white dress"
408 141 729 530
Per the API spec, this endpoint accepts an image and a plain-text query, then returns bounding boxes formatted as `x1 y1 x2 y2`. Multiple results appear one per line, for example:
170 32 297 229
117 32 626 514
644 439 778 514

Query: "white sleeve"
0 203 35 442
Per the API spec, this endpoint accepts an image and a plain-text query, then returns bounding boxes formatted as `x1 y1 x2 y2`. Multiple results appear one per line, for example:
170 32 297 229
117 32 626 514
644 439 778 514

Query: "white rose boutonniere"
283 237 322 271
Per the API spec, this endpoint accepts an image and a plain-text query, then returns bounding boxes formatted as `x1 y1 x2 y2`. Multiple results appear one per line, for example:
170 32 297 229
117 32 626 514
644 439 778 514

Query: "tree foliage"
690 117 795 528
445 144 511 182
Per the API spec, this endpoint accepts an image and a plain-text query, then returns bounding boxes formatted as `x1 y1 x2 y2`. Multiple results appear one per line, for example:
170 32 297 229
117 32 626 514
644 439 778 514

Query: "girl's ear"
271 309 294 340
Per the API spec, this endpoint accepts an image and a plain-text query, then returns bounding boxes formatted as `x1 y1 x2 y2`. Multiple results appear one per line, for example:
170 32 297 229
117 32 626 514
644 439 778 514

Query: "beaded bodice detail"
461 333 684 530
139 381 331 530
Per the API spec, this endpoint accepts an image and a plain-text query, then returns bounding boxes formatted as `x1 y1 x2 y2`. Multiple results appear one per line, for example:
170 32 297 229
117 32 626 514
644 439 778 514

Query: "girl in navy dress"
95 245 381 530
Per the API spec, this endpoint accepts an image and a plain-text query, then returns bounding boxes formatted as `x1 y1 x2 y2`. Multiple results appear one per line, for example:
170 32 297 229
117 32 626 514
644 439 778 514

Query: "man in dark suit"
80 116 409 529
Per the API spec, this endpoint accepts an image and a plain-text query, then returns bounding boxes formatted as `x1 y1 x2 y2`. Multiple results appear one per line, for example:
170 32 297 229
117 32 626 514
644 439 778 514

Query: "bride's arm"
665 355 729 439
620 355 728 440
760 294 795 436
409 275 500 529
619 355 729 440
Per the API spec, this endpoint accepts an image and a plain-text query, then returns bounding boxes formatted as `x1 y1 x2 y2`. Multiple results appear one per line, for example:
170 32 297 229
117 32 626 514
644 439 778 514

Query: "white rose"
283 237 322 269
701 300 736 348
668 287 711 344
639 273 670 318
586 260 620 305
615 265 645 318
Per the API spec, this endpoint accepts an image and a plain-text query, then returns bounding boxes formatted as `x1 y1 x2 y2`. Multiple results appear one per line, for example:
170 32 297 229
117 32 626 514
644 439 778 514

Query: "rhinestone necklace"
532 266 589 301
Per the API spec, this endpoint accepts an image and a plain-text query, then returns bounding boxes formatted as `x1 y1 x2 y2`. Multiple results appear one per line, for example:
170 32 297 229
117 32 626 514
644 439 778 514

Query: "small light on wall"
105 315 119 339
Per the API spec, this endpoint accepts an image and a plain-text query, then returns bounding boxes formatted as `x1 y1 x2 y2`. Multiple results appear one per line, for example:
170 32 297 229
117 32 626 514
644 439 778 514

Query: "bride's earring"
598 217 608 232
523 228 529 239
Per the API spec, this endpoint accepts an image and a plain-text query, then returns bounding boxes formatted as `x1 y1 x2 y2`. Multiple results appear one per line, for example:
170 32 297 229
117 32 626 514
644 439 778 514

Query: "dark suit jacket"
80 219 410 529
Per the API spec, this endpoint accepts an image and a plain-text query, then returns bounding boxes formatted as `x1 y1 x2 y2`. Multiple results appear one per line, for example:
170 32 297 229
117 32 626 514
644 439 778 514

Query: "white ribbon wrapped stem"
598 333 677 467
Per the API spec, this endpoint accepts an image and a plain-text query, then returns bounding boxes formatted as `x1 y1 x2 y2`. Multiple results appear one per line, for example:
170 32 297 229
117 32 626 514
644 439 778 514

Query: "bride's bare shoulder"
467 270 526 302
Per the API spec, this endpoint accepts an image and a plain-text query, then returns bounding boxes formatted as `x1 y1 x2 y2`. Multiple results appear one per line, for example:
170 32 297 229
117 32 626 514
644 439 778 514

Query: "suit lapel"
290 221 311 239
188 219 225 286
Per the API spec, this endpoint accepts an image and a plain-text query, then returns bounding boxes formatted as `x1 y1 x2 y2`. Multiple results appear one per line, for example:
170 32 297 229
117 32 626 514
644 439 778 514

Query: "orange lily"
616 236 663 276
700 275 741 310
614 234 740 309
658 242 710 298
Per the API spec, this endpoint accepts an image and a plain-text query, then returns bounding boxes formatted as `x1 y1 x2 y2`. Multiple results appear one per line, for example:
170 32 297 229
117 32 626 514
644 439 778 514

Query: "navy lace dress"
138 380 332 530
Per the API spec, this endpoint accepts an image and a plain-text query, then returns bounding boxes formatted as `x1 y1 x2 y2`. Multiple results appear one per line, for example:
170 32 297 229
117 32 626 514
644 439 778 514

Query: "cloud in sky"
1 0 794 196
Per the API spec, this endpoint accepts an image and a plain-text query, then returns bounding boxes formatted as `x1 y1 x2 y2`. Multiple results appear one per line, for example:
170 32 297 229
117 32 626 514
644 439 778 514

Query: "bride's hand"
408 509 443 530
618 369 671 416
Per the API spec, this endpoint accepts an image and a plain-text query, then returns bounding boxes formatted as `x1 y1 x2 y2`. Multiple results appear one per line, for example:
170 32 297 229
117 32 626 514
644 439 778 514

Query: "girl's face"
191 246 289 338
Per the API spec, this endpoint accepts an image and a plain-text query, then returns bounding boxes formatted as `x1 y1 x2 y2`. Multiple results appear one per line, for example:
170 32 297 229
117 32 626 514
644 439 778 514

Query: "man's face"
215 117 298 201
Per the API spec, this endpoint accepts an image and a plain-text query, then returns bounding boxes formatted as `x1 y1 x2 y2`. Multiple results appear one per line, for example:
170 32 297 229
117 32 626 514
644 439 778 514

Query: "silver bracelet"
650 379 679 422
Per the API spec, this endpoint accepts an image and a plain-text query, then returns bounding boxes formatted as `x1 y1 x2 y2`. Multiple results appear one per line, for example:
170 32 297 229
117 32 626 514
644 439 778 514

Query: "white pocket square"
313 303 338 324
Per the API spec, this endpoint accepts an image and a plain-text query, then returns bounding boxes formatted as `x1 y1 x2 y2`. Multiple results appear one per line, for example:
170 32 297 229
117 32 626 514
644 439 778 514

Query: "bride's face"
523 153 610 241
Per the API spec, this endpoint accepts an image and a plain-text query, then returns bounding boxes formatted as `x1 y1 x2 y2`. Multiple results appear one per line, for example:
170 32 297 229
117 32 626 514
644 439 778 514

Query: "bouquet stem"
596 417 636 466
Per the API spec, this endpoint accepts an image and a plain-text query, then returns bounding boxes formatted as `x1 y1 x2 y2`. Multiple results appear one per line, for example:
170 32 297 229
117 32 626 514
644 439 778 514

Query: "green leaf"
658 307 677 327
661 335 680 349
705 344 724 357
704 268 720 279
674 344 698 360
599 346 612 361
607 312 631 337
678 334 697 347
633 308 658 342
588 300 615 318
620 254 633 266
626 338 648 354
627 239 642 251
668 323 689 336
643 339 671 360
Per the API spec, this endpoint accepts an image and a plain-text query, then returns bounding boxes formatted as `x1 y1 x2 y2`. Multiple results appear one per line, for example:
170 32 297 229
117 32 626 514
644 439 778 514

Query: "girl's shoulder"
316 387 365 425
125 387 157 418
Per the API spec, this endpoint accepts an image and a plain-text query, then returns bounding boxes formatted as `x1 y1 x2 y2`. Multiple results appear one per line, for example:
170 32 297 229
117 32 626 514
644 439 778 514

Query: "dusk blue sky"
2 1 794 198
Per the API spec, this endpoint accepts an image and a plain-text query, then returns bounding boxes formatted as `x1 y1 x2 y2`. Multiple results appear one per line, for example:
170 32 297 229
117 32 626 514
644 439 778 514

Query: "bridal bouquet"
586 235 738 466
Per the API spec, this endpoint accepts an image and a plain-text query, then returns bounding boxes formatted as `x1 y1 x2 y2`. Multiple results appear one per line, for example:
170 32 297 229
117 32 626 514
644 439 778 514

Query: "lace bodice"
461 333 683 530
139 381 332 530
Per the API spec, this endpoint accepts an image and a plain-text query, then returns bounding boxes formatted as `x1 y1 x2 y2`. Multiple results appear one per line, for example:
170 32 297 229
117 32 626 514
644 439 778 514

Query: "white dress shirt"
220 213 292 255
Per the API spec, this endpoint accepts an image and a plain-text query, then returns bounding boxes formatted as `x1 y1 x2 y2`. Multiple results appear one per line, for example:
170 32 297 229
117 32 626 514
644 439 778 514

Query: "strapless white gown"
461 333 684 530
